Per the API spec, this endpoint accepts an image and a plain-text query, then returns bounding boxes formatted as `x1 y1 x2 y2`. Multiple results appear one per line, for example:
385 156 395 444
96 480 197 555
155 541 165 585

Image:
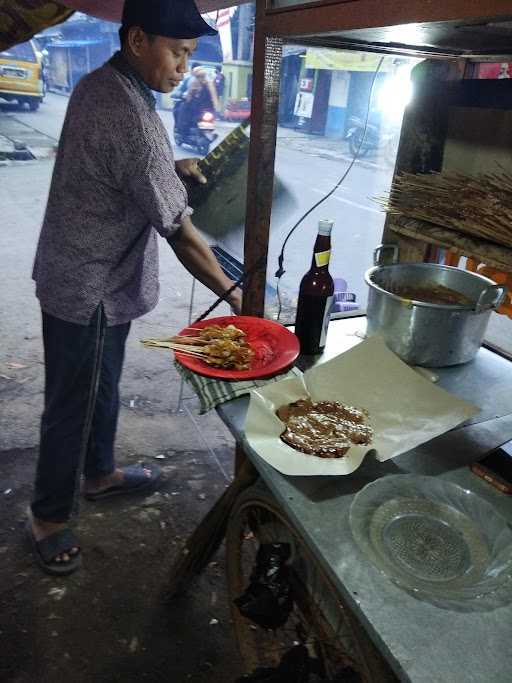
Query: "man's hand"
227 287 243 316
175 158 207 185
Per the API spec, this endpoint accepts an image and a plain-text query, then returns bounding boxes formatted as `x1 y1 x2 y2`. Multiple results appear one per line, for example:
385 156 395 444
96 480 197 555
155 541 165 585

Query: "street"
0 92 69 140
1 92 392 311
0 93 245 682
2 91 509 340
10 87 482 491
271 143 390 309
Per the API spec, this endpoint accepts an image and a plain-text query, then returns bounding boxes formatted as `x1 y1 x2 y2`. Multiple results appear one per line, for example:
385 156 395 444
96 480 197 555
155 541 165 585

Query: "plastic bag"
234 542 293 629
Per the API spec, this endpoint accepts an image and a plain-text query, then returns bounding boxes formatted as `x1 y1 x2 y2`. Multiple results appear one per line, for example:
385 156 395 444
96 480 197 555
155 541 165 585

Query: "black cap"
122 0 217 39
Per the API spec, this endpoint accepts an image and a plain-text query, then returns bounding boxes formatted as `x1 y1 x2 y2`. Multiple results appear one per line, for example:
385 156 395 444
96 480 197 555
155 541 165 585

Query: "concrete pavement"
276 125 390 170
0 98 61 160
0 92 389 170
0 139 245 680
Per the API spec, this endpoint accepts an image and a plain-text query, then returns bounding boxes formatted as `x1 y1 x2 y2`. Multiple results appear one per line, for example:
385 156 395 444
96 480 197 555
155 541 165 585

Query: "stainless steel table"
217 317 512 683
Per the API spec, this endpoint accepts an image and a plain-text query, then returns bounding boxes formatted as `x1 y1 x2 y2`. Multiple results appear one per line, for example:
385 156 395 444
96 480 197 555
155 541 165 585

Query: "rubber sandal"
83 464 162 501
26 521 82 576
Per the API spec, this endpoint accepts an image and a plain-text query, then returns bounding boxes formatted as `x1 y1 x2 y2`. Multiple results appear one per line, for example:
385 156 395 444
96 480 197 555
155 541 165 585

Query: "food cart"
170 2 512 681
2 1 512 681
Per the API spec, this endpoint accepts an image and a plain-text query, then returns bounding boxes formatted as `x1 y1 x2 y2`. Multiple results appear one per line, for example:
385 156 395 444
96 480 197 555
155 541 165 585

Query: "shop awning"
305 47 393 72
0 2 74 51
0 0 251 52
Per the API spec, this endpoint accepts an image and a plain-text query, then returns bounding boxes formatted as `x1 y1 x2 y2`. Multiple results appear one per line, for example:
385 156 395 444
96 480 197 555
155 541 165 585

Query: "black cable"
275 56 385 321
193 56 384 324
193 277 242 324
193 254 266 323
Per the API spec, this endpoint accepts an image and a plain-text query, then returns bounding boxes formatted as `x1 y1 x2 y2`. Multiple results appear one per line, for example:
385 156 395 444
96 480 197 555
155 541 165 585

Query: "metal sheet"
216 317 512 682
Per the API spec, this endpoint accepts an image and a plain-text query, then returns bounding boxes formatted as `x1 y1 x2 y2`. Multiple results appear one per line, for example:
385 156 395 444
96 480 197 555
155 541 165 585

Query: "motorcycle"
345 114 399 162
174 106 218 157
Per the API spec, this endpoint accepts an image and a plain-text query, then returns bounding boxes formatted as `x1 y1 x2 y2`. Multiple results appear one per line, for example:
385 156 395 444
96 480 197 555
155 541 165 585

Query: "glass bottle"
294 219 335 355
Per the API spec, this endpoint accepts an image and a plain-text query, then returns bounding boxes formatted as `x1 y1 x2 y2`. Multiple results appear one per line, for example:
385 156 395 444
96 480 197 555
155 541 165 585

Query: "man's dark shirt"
33 52 192 326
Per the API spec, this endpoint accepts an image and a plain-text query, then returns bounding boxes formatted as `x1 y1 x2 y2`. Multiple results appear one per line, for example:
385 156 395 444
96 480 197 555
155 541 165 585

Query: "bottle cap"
318 219 334 236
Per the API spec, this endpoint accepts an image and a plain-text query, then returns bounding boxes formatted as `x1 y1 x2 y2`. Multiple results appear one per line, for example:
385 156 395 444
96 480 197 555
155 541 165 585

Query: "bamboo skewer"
376 168 512 249
141 324 255 370
142 341 220 361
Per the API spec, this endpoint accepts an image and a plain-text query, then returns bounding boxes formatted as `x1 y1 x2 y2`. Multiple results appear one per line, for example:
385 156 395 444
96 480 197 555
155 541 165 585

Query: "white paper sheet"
244 336 479 476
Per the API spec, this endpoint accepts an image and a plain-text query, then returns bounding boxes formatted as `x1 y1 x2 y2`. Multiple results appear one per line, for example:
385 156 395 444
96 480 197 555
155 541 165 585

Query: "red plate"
174 315 300 380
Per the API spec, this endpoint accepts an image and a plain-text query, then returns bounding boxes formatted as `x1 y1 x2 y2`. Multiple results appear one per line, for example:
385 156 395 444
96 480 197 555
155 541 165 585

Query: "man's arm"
168 216 242 314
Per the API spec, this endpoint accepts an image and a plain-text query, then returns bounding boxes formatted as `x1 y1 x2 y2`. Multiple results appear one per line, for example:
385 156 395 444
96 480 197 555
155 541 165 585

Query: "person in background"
172 59 199 98
214 64 225 99
497 63 511 79
175 66 219 137
27 0 241 576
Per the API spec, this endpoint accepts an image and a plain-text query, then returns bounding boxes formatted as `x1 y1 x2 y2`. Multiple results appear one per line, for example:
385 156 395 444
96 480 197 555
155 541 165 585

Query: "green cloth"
175 362 302 414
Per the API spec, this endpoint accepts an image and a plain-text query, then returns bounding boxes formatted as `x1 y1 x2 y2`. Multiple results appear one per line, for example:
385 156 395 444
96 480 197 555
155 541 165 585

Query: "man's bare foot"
83 466 152 495
29 514 80 564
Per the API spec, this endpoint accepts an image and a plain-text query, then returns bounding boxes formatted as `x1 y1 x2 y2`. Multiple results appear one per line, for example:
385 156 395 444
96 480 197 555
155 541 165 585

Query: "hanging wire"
275 56 385 321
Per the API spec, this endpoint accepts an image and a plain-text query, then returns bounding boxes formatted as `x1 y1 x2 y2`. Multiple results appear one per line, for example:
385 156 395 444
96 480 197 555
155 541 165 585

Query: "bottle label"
319 295 334 348
315 249 331 268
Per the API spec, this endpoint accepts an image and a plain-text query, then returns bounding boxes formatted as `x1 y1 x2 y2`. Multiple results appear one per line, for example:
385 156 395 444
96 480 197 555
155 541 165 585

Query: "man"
175 66 216 138
498 62 511 79
28 0 242 576
214 64 225 99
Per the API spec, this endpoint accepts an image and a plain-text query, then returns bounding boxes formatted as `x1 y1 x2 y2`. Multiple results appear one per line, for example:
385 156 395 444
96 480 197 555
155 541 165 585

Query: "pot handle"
373 244 399 266
475 284 508 312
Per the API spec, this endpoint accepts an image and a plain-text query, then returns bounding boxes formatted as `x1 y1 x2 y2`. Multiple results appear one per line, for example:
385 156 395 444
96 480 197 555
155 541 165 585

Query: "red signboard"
299 77 314 92
477 62 512 79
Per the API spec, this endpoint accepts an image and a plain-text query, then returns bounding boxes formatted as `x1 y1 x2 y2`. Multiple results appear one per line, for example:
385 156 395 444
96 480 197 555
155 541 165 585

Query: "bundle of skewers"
376 168 512 249
141 324 254 371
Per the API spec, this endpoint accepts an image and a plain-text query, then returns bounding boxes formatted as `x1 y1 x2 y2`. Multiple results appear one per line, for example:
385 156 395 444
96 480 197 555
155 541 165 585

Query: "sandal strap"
121 464 156 485
36 528 80 564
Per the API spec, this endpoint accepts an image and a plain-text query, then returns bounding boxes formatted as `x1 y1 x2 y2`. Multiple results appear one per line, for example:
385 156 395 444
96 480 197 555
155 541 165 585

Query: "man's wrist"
226 287 243 314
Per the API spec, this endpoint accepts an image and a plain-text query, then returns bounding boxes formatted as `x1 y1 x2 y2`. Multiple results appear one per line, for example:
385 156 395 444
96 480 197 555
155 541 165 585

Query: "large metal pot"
364 245 507 367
